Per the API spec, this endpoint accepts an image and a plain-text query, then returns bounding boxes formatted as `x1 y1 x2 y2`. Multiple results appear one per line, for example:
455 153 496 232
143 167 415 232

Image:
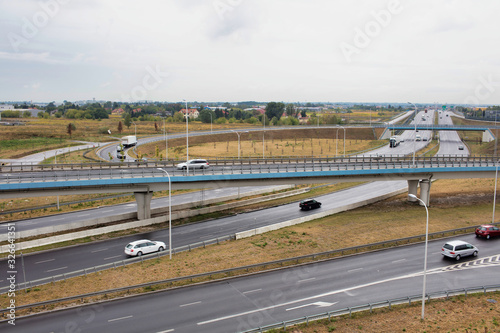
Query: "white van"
415 134 421 141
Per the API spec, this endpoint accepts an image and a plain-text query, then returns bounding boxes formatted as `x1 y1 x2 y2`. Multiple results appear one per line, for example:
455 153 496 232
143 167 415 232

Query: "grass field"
1 113 499 330
1 178 497 313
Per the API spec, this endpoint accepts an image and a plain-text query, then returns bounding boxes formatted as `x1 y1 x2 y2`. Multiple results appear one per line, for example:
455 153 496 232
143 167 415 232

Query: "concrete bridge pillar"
419 179 431 206
407 180 419 202
135 192 153 220
483 129 495 143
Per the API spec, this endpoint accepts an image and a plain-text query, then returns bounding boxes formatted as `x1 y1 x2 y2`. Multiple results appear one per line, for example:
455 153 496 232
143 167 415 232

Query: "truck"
415 134 421 141
389 135 401 148
121 135 137 148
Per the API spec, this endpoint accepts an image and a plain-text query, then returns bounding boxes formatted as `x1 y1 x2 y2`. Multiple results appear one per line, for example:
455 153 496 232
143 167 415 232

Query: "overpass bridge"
1 156 498 219
374 124 499 142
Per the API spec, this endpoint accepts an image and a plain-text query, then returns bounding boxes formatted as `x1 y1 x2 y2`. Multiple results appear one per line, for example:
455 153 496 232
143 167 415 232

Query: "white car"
125 240 166 257
441 240 478 260
176 159 210 170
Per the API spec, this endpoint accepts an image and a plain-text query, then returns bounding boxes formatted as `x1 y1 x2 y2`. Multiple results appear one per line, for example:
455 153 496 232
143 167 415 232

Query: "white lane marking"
242 288 262 294
298 278 316 283
35 259 55 264
197 270 427 326
347 267 363 273
392 259 406 264
91 248 108 253
157 329 175 333
180 301 201 307
198 257 500 326
79 213 90 217
52 217 64 221
104 255 121 260
108 315 133 322
286 301 338 311
46 266 67 272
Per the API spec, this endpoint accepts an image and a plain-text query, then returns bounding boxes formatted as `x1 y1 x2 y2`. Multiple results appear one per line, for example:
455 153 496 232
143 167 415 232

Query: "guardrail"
239 284 500 333
2 222 496 312
1 156 497 184
0 234 236 294
0 155 493 172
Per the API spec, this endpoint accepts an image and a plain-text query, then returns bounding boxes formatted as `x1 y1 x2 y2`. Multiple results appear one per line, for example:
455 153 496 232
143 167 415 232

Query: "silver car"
441 240 478 260
176 159 210 170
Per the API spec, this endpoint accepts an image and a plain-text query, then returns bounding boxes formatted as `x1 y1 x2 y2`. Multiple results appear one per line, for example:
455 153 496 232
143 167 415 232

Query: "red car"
475 225 500 240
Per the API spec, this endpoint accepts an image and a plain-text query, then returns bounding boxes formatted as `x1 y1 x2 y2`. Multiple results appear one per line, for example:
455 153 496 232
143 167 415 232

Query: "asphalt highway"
0 181 407 290
2 234 498 332
0 185 285 233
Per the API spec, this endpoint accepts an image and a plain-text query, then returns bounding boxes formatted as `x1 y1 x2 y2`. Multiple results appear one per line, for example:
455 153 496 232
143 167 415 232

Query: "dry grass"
0 117 256 158
290 293 500 333
135 128 383 160
0 178 497 312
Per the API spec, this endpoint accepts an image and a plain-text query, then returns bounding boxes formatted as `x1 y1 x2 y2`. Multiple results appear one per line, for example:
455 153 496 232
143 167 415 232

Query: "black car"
299 199 321 211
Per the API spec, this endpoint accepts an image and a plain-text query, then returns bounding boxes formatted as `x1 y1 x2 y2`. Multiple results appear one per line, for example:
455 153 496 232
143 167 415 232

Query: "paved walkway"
0 141 114 165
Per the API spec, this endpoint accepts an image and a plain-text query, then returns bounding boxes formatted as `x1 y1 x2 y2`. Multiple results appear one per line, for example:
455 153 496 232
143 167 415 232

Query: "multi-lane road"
3 234 499 333
1 110 495 332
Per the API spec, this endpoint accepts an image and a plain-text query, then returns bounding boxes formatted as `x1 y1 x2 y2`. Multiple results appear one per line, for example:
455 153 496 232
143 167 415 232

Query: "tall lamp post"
336 125 345 157
163 118 168 161
262 114 266 159
55 150 62 210
231 130 249 159
408 193 429 320
157 168 172 259
132 120 137 137
183 99 189 174
408 102 418 167
493 164 499 224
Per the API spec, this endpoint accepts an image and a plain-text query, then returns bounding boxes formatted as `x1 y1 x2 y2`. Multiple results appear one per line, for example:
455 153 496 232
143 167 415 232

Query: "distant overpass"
0 156 498 219
374 124 498 142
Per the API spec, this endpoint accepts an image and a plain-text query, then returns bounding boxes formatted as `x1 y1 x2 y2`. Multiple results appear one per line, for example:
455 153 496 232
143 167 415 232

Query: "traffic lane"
1 185 279 232
0 181 408 288
3 236 497 333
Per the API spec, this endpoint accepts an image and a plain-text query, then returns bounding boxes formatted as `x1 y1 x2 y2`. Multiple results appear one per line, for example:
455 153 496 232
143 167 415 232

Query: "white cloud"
0 0 499 104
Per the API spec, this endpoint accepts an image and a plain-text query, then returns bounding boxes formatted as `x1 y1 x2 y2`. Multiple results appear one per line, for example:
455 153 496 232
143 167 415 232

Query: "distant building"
0 104 15 110
181 108 199 119
112 108 125 115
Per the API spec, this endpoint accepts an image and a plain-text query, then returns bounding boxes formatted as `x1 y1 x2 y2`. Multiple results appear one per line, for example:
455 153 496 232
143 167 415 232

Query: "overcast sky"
1 0 499 104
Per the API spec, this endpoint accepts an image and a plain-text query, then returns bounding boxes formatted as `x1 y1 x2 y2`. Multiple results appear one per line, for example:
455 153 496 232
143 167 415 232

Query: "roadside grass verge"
281 292 500 333
0 178 497 314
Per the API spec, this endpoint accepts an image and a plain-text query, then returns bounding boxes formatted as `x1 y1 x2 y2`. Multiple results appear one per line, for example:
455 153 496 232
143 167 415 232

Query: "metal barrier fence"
239 284 500 333
1 156 498 184
1 221 496 313
0 234 236 294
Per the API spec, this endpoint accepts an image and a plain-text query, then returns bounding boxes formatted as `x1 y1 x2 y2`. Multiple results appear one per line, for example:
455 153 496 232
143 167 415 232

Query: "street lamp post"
493 164 498 224
336 126 345 157
262 114 266 159
157 168 172 259
408 102 418 167
163 118 168 161
408 193 429 320
183 100 189 174
55 150 62 210
231 130 249 159
132 121 137 137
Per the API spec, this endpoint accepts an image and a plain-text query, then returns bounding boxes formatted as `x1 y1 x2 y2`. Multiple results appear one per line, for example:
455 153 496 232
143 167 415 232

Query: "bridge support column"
419 179 431 206
135 192 153 220
407 180 419 202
